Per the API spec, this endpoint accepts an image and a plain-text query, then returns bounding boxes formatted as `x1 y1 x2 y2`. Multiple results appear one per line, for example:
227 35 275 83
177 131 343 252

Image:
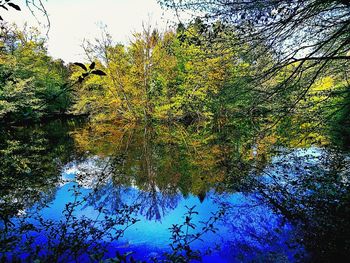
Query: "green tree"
0 23 71 121
159 0 350 143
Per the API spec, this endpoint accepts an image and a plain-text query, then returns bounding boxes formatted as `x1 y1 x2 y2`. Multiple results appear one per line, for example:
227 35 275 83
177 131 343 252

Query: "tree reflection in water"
70 122 230 222
0 120 80 229
0 119 349 261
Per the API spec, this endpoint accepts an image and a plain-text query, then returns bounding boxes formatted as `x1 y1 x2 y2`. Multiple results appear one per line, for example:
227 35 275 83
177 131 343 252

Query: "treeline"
1 21 248 125
72 22 250 125
1 21 349 148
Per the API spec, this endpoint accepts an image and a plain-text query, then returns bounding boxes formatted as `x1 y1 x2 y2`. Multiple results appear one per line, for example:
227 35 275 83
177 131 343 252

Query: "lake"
0 119 349 262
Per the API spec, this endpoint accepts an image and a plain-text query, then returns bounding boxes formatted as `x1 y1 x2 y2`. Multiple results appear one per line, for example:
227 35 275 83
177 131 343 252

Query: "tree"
159 0 350 141
0 23 71 121
75 26 180 122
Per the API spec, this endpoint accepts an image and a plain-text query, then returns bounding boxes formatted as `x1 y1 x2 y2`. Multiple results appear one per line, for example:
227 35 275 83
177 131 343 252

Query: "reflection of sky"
7 149 315 262
22 159 303 262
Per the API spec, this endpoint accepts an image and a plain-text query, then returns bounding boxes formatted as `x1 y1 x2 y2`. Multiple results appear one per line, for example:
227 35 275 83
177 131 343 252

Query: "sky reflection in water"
32 155 302 262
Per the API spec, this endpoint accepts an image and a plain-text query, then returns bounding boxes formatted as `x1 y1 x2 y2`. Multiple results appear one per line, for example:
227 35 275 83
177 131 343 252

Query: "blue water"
2 148 323 262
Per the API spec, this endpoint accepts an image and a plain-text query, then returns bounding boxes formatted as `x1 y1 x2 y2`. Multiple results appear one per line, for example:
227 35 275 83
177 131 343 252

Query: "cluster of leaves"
163 204 228 262
0 23 109 122
0 23 71 121
74 61 106 83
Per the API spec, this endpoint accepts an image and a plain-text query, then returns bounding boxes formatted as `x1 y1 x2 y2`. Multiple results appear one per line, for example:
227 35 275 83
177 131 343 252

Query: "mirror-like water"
0 119 349 262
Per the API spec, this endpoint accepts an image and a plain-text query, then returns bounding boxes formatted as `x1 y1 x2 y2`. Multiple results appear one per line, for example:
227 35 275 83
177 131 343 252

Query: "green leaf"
91 70 107 76
74 62 87 71
8 3 21 11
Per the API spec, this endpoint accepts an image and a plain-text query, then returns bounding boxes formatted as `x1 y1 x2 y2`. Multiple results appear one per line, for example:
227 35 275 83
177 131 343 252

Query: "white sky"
3 0 176 62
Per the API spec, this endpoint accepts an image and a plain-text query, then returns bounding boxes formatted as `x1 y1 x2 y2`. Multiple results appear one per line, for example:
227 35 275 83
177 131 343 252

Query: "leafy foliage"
164 205 227 262
0 24 71 121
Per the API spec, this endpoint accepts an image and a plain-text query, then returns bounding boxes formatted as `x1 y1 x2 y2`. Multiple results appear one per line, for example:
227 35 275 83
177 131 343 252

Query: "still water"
0 119 348 262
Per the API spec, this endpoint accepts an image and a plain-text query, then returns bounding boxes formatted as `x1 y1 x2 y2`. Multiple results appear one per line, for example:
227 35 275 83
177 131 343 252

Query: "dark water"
0 119 349 262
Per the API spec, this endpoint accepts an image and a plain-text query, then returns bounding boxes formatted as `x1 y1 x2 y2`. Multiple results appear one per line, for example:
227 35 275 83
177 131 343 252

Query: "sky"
3 0 176 62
